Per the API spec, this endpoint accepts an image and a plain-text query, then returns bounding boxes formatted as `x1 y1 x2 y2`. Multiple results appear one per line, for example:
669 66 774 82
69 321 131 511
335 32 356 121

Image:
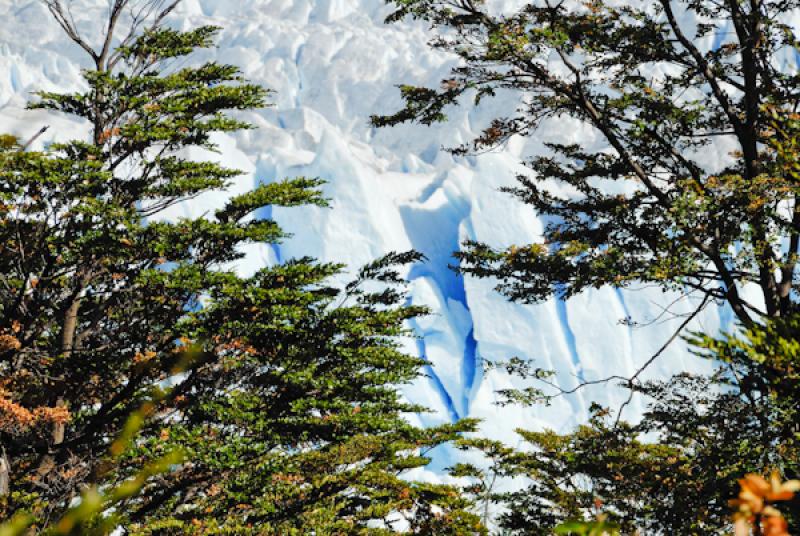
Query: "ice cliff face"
0 0 730 452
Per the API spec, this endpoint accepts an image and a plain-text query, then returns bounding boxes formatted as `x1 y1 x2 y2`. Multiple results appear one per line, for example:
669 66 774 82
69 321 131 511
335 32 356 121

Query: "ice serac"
0 0 732 446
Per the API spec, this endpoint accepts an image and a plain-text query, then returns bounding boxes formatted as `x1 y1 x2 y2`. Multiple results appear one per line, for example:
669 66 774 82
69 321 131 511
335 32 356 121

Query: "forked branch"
42 0 184 71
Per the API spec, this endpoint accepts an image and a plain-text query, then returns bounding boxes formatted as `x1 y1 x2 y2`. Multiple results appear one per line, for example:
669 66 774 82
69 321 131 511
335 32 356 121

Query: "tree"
0 2 483 532
377 0 800 326
377 1 800 532
450 318 800 534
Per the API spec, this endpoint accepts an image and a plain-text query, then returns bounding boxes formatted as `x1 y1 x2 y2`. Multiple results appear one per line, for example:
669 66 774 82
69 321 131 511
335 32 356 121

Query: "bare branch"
107 0 184 70
97 0 127 69
43 1 185 71
42 0 99 61
20 126 50 151
530 293 712 423
614 293 713 424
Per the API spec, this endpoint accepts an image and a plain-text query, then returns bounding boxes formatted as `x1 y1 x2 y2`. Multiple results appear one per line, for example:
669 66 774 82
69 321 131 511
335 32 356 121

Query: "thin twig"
614 293 712 424
20 126 50 151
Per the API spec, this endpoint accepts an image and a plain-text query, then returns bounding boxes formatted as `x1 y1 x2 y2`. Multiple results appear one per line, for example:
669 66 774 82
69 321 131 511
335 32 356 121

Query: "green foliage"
554 517 620 536
453 318 800 534
380 2 800 530
0 353 192 536
0 135 19 151
379 0 800 325
0 7 482 533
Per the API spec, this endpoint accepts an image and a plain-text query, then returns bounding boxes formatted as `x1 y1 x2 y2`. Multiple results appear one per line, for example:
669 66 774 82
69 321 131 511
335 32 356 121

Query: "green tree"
377 0 800 533
457 318 800 535
377 0 800 326
0 1 483 532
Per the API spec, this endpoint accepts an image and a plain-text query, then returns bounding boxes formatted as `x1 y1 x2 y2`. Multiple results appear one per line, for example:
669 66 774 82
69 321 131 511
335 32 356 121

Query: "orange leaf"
762 515 789 536
734 517 751 536
742 474 771 497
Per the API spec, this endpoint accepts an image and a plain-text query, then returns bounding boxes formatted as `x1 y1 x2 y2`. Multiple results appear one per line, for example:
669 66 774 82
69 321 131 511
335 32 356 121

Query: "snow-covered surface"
0 0 732 458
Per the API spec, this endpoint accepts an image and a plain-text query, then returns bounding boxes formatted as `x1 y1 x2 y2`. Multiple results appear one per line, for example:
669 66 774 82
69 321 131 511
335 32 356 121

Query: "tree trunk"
0 447 10 496
60 297 81 355
52 397 66 446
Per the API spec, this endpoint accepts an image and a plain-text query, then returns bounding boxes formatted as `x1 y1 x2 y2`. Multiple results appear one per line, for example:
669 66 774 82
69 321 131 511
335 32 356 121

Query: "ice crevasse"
0 0 753 457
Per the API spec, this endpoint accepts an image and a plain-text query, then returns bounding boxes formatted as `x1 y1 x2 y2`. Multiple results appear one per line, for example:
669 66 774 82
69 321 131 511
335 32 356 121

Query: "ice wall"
0 0 729 450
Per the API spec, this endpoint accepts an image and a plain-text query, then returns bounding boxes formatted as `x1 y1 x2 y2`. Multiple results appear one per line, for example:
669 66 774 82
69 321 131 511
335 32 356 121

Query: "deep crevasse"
0 0 743 453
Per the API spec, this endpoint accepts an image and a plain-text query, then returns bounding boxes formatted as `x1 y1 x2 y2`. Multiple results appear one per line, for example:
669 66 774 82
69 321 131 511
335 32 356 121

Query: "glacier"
0 0 734 460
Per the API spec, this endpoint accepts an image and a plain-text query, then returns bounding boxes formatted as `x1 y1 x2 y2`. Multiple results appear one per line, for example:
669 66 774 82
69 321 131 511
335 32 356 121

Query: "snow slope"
0 0 732 451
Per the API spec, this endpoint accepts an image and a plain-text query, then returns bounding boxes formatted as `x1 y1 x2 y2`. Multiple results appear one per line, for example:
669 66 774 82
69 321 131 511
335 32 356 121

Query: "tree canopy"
0 2 483 533
379 0 800 533
378 0 800 326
